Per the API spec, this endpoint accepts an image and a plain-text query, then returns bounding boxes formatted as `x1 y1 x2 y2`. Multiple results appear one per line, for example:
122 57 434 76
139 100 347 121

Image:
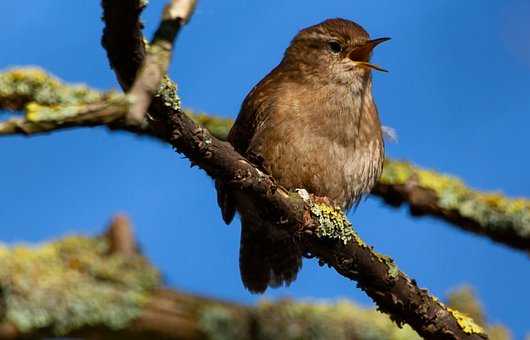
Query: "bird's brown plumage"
217 18 387 293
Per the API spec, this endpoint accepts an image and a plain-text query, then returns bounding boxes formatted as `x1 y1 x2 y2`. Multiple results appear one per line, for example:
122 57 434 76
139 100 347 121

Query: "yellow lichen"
379 160 414 185
299 191 400 278
447 307 486 336
309 202 356 246
0 68 107 112
380 159 530 240
447 286 485 327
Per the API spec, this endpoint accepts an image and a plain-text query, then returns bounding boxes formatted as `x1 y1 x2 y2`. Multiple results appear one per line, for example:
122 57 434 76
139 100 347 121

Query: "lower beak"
353 61 388 73
349 37 391 72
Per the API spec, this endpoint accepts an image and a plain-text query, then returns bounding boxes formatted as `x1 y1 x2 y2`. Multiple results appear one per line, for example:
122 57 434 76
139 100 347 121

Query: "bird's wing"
228 72 281 153
216 65 285 224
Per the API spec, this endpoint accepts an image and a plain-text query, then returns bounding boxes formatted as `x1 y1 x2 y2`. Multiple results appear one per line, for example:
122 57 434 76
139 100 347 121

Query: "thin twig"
127 0 196 124
106 214 137 256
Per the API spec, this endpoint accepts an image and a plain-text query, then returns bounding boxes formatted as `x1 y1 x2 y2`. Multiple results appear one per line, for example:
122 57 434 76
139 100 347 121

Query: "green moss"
381 160 530 239
0 235 159 335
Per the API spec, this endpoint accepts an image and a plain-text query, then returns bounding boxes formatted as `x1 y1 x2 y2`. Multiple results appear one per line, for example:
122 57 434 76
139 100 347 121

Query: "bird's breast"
249 88 383 210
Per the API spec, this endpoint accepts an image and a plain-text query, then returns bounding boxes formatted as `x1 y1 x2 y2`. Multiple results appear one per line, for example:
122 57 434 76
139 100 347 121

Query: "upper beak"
349 37 391 72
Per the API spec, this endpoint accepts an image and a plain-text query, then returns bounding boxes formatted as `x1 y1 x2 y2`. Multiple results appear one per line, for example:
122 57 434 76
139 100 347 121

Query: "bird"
216 18 389 293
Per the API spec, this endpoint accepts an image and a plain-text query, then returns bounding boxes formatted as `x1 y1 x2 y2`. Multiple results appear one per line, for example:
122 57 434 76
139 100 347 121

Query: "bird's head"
283 18 390 86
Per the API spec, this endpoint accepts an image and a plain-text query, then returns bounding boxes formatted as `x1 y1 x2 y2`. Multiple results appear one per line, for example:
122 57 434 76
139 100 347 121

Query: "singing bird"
217 18 389 293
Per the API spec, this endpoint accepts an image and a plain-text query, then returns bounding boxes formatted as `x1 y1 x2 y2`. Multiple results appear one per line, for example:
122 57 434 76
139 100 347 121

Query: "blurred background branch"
1 67 528 254
0 215 511 340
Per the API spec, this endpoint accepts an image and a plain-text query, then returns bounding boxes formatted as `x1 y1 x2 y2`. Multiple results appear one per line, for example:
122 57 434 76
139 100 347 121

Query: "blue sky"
1 0 529 338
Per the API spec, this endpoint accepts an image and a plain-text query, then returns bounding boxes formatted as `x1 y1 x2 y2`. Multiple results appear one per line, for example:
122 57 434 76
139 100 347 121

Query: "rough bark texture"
101 0 147 91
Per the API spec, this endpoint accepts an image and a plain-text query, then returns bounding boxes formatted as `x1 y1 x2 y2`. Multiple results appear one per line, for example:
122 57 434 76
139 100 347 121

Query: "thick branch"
101 0 147 91
1 68 528 254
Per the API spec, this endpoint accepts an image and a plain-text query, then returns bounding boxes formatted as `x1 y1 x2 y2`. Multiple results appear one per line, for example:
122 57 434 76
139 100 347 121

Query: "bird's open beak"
349 37 391 72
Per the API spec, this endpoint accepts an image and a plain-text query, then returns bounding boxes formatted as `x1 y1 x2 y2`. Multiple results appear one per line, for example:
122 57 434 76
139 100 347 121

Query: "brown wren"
216 18 389 293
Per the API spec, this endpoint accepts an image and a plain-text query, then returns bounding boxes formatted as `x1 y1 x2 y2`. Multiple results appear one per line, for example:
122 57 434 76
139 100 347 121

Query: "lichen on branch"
0 68 112 111
0 234 159 335
376 160 530 251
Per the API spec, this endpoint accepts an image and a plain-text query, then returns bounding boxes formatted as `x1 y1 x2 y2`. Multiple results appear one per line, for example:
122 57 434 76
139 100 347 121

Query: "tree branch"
1 68 528 254
127 0 196 123
97 1 487 338
374 161 530 253
101 0 147 91
0 217 508 340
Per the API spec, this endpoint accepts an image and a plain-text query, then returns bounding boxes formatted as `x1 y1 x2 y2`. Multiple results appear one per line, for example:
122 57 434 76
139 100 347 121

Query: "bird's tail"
239 218 302 293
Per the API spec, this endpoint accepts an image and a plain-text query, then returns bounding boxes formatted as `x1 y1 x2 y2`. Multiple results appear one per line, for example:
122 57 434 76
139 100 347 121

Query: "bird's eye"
328 41 343 54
